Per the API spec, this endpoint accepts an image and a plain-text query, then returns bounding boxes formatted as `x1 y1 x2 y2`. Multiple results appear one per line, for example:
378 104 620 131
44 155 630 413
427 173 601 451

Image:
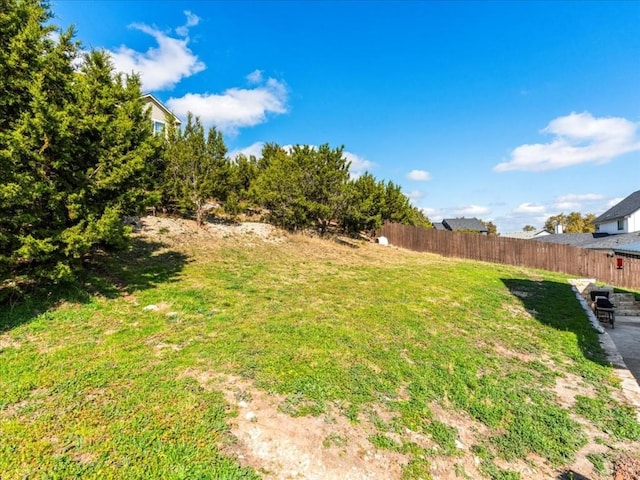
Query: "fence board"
378 223 640 291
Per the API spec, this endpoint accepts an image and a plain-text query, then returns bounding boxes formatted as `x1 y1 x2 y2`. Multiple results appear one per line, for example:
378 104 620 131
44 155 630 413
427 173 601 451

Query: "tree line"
1 0 429 283
161 116 429 234
522 213 597 234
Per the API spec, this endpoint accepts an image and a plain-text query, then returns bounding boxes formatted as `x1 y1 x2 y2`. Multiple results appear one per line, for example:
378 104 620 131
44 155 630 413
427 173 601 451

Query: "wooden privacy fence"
378 223 640 291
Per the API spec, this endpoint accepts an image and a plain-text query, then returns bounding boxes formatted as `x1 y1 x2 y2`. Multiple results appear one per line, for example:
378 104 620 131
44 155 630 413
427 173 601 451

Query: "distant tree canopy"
247 144 430 233
481 220 498 236
544 212 596 233
523 225 537 232
250 144 350 232
342 174 431 234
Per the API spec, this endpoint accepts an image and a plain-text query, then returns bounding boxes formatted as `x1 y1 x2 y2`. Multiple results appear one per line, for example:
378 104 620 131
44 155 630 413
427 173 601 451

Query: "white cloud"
555 193 604 203
451 205 490 216
109 14 205 91
406 169 432 181
343 151 375 178
407 190 425 205
246 69 263 85
494 112 640 172
554 201 580 210
228 142 265 160
167 77 289 135
513 203 546 214
420 207 442 223
175 10 200 37
553 193 604 210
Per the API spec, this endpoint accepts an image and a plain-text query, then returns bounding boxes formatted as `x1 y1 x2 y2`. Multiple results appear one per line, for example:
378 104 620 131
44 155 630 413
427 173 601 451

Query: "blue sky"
53 1 640 233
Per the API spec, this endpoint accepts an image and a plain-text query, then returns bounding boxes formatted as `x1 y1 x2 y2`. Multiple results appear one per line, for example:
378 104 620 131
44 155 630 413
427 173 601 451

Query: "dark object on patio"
590 289 610 301
594 296 616 329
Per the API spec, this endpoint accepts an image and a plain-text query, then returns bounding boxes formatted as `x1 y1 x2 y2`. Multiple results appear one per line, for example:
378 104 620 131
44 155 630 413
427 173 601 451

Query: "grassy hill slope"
1 217 639 479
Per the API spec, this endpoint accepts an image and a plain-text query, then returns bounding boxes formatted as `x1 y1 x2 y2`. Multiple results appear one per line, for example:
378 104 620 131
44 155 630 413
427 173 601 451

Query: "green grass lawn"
1 223 639 479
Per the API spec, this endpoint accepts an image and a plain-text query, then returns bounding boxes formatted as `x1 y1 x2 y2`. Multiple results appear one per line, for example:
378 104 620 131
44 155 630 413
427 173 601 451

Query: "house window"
617 219 624 231
153 120 165 135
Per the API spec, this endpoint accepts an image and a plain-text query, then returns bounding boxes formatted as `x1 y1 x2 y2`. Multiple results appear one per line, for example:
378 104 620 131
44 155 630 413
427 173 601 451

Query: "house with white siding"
594 190 640 234
535 190 640 253
142 94 181 136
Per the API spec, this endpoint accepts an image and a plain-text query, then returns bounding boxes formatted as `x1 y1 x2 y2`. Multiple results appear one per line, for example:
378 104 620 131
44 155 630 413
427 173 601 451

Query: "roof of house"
613 241 640 255
442 218 488 233
142 93 182 125
535 231 640 249
433 222 447 230
502 230 550 239
595 190 640 223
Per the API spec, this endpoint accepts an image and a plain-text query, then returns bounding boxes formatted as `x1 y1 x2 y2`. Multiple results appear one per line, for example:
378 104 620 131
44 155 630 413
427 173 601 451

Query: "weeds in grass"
575 395 640 441
586 452 607 475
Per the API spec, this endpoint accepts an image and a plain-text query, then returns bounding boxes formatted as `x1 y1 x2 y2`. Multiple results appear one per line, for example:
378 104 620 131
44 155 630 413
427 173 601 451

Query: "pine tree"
163 114 230 225
250 144 350 232
0 0 158 281
341 173 385 234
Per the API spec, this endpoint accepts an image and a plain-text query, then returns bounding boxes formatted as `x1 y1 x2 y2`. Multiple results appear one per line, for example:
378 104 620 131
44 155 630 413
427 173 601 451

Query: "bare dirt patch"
176 367 640 480
0 333 21 350
131 215 287 246
553 372 597 409
183 370 408 479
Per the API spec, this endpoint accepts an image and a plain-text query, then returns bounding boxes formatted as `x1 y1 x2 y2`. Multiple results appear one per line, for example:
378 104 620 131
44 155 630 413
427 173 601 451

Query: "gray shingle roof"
614 241 640 255
442 218 488 232
535 232 640 249
595 190 640 223
433 222 447 230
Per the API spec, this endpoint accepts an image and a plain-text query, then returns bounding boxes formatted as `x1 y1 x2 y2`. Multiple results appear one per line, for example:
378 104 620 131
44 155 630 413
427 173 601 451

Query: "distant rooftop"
535 231 640 250
442 218 488 233
501 230 550 239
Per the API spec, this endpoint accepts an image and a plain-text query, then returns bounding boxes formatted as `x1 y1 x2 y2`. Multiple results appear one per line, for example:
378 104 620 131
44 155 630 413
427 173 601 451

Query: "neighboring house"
502 229 551 240
594 189 640 234
535 190 640 252
433 218 488 235
142 94 181 136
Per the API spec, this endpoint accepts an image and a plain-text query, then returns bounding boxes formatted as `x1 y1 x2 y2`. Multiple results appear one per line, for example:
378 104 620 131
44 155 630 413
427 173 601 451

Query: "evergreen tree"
228 153 259 202
250 144 350 232
341 173 385 234
0 0 157 281
381 181 431 228
163 114 230 225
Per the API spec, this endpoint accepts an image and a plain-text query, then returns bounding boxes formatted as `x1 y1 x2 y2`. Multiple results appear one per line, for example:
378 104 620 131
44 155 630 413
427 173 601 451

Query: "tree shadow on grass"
0 237 189 333
501 278 608 367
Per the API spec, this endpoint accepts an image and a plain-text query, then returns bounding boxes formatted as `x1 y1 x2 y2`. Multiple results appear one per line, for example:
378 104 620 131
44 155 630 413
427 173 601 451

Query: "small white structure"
376 236 389 246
